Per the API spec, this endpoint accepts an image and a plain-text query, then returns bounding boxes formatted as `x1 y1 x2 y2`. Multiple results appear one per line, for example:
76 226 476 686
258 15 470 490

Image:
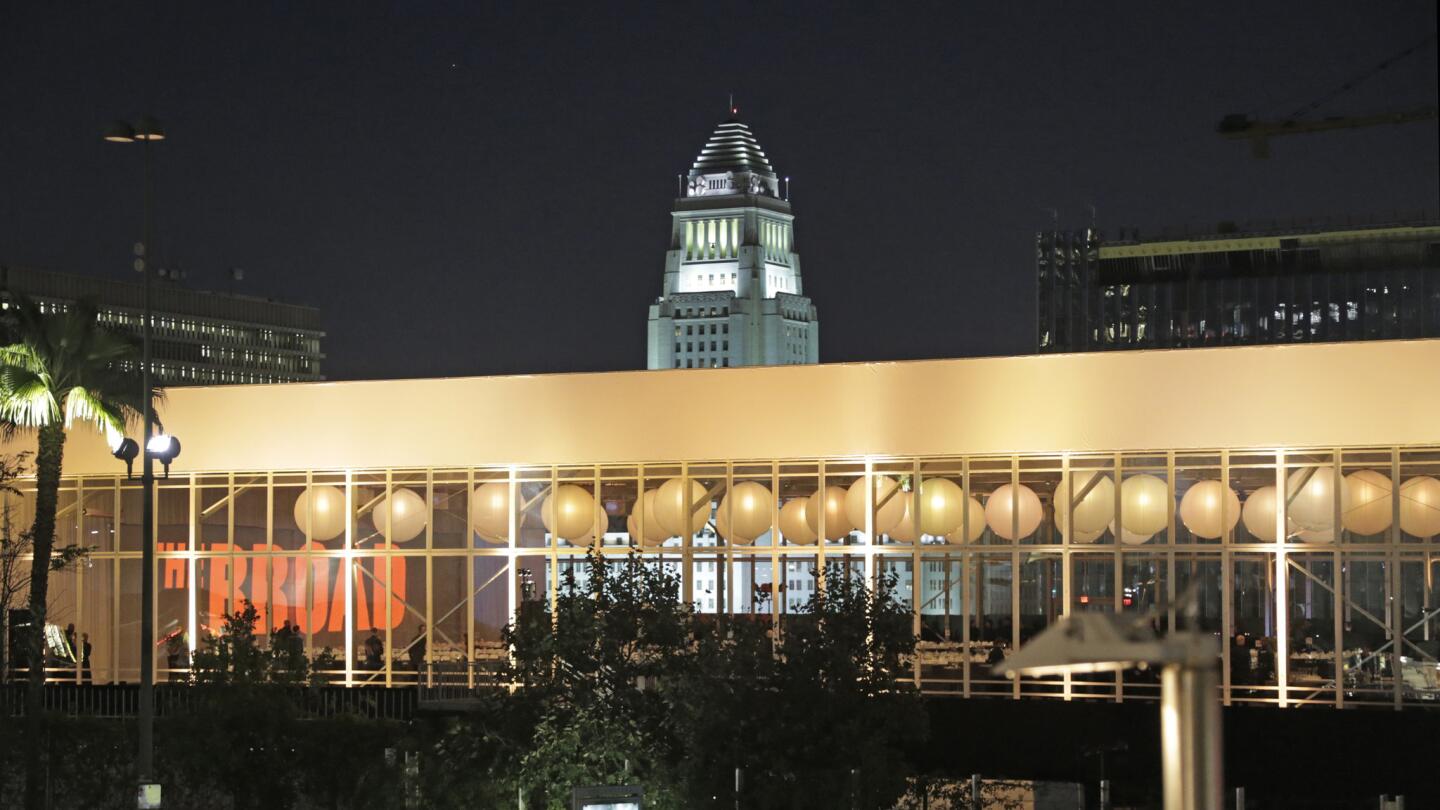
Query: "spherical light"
779 498 816 544
720 481 772 543
1285 465 1350 533
1295 525 1335 544
1071 524 1106 544
806 486 854 541
373 487 427 543
844 476 906 535
1120 475 1169 537
294 485 346 541
1400 476 1440 538
655 478 710 537
1109 520 1153 546
1241 486 1280 542
541 484 595 542
630 489 672 544
471 482 510 544
957 496 987 543
985 484 1043 541
888 498 919 542
1343 470 1392 536
1178 480 1241 540
918 477 965 537
1055 471 1115 536
714 504 739 544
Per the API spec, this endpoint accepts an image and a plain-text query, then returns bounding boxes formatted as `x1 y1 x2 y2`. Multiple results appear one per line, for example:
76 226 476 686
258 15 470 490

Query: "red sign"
160 542 408 634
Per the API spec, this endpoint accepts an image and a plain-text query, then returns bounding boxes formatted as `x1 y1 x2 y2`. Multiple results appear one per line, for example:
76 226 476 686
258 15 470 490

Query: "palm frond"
0 374 61 428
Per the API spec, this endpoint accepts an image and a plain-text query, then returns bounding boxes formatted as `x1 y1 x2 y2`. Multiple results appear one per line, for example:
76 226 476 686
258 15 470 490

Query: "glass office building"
2 264 324 385
1037 220 1440 353
5 339 1440 710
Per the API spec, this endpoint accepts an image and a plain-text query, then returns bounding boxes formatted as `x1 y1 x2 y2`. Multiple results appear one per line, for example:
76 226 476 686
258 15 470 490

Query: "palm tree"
0 295 154 804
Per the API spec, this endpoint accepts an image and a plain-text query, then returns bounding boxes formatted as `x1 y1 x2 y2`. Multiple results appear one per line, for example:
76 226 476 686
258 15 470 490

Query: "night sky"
3 2 1436 381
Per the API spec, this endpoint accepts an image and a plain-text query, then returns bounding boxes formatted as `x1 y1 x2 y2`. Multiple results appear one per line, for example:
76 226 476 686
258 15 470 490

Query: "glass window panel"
119 558 142 683
233 478 267 553
472 556 510 684
970 554 1012 696
431 556 468 685
80 558 113 684
432 481 466 550
1231 554 1277 701
80 481 116 553
1341 557 1394 705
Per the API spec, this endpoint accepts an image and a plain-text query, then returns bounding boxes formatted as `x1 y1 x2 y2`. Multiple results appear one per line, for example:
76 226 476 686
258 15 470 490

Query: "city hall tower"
646 112 819 369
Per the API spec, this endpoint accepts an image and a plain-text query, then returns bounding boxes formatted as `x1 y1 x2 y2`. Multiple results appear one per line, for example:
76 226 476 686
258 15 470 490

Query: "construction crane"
1217 34 1437 158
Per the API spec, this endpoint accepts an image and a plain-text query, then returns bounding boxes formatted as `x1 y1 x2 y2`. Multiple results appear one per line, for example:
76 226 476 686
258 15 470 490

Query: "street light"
105 114 165 810
993 612 1222 810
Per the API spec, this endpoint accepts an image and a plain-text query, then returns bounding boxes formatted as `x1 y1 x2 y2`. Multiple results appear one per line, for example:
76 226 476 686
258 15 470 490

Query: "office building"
646 114 819 369
1037 219 1440 353
7 338 1440 711
2 264 324 385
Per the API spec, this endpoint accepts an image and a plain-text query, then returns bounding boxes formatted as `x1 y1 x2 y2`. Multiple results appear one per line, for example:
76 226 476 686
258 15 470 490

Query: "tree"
425 550 926 809
0 452 91 680
0 296 152 810
668 564 926 809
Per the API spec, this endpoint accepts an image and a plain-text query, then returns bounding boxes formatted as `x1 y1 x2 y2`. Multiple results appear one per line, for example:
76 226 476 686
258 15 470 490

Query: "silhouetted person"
1254 637 1275 684
1230 634 1249 687
409 623 427 678
64 623 78 680
80 633 92 684
364 630 383 670
985 642 1006 669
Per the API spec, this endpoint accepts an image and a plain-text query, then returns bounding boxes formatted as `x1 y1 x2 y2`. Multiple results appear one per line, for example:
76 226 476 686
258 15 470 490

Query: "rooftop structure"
5 339 1440 710
1037 218 1440 353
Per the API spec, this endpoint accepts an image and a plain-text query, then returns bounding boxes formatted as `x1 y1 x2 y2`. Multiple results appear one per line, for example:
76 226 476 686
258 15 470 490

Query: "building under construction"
1037 217 1440 353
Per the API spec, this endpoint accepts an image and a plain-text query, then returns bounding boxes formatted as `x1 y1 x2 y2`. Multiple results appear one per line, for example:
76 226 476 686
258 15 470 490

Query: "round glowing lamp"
806 486 854 541
1055 471 1115 536
1400 476 1440 538
844 476 906 535
918 477 966 537
1241 486 1280 542
1119 475 1169 537
294 485 346 541
1343 470 1392 536
471 481 511 544
541 484 595 542
373 487 427 543
656 477 710 537
1178 480 1241 540
1285 465 1350 533
779 498 816 544
723 481 773 542
985 483 1043 541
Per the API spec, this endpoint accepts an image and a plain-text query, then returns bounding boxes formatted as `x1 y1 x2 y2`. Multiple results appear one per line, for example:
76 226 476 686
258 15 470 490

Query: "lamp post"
104 114 165 809
994 612 1222 810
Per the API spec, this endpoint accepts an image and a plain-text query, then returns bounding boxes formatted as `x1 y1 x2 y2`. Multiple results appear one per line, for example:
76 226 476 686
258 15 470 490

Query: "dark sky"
3 2 1436 380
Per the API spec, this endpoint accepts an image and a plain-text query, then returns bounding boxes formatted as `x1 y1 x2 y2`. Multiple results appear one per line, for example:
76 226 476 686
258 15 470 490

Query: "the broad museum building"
6 339 1440 711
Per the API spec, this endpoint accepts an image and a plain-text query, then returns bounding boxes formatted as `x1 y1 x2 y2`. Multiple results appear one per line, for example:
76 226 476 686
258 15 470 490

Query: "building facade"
2 264 324 385
5 340 1440 711
1037 220 1440 353
646 116 819 369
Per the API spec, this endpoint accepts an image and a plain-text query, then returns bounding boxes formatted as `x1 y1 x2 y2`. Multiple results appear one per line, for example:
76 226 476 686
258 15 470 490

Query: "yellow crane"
1217 34 1437 158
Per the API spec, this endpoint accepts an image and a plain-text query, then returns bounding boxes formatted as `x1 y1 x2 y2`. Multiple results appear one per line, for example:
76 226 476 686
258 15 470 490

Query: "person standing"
364 630 384 671
64 623 78 682
409 623 427 681
80 633 92 684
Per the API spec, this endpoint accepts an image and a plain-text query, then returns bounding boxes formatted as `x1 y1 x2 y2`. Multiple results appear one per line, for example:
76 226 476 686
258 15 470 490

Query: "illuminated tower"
646 111 820 369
